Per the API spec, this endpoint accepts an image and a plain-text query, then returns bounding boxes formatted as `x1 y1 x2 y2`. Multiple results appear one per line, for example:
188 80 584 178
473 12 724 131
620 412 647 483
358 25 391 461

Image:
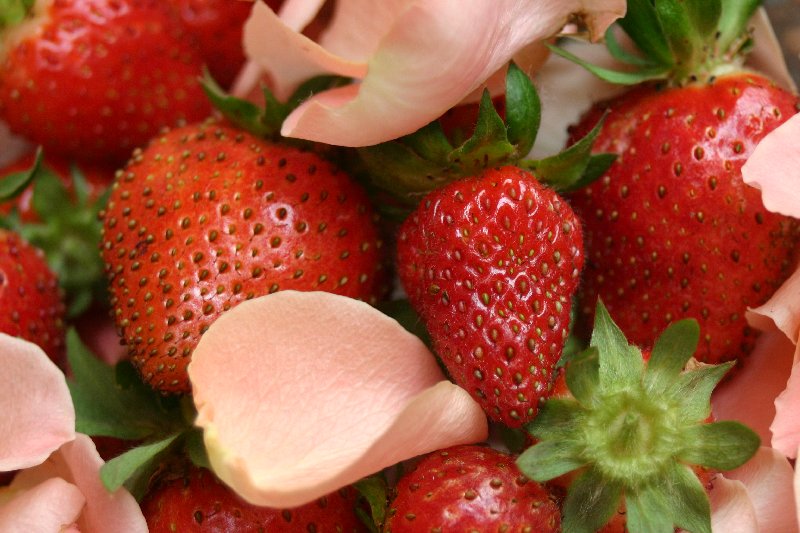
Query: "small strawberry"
141 465 368 532
384 445 561 532
0 228 65 363
397 167 584 427
554 0 800 363
0 0 212 165
517 301 760 533
100 117 386 393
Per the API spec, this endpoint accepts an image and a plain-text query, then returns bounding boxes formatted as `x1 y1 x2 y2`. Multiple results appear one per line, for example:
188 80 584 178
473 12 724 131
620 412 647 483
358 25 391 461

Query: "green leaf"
0 146 42 200
504 62 540 157
617 0 674 66
644 319 699 393
590 300 644 393
663 463 712 533
562 467 623 533
679 421 760 471
354 475 388 532
526 397 583 441
67 330 184 440
670 362 734 422
31 165 70 221
565 347 600 406
546 43 671 85
0 0 34 29
625 483 679 533
184 427 211 470
717 0 761 54
516 439 586 482
100 433 181 499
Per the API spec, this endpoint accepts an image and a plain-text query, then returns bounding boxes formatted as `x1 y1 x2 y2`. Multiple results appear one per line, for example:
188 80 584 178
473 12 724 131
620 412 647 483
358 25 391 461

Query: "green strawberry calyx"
550 0 759 87
356 62 615 207
516 300 760 533
0 0 34 30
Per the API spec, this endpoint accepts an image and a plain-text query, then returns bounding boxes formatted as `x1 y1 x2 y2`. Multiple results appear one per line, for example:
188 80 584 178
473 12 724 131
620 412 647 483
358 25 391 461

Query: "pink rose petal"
725 447 799 533
242 0 625 146
772 345 800 458
189 291 488 508
277 0 327 32
0 334 75 472
746 267 800 345
0 477 85 533
709 477 758 532
11 435 147 533
742 112 800 219
712 330 795 444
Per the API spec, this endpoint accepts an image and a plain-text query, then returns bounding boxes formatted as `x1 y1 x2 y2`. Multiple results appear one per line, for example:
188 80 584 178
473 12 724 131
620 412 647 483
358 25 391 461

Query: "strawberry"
0 0 212 165
141 465 368 532
397 166 584 427
554 0 800 364
517 301 760 533
100 118 386 393
0 228 65 363
384 445 561 532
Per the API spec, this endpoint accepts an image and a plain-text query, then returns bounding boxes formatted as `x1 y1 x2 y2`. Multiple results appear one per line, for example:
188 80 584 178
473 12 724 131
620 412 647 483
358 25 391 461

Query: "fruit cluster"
0 0 797 532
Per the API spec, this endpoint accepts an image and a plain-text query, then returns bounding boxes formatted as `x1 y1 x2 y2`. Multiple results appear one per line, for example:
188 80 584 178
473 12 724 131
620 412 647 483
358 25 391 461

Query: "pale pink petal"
242 2 367 100
795 445 800 527
712 330 795 444
0 334 75 472
742 113 800 219
748 8 798 93
189 291 489 508
11 435 147 533
725 447 799 533
0 477 84 533
708 477 758 533
746 267 800 344
277 0 327 32
772 345 800 458
0 121 31 166
275 0 624 146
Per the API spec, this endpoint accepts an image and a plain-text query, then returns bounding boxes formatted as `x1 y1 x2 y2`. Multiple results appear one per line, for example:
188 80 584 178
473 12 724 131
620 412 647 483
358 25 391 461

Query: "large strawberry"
384 445 561 532
100 117 386 393
0 0 212 165
554 0 800 364
0 228 65 363
142 465 368 532
517 301 760 533
378 64 610 427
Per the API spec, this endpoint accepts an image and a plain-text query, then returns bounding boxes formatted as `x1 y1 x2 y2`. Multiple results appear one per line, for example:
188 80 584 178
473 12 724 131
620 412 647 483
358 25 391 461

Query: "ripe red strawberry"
397 166 584 427
100 119 386 393
141 465 368 532
0 228 65 363
384 445 561 532
556 1 800 364
0 0 212 165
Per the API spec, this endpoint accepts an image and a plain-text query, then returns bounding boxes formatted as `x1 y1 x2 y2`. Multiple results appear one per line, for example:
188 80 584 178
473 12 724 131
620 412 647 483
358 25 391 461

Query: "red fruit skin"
568 73 800 364
397 166 584 427
0 229 65 363
0 152 115 223
100 121 386 393
0 0 212 165
384 445 561 532
142 466 367 533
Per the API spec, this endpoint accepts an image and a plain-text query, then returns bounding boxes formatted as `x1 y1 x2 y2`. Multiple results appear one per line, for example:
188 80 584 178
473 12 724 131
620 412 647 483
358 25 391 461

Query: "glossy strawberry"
0 0 212 165
142 465 367 532
0 228 65 363
397 166 584 427
559 1 800 364
384 445 561 532
100 119 385 393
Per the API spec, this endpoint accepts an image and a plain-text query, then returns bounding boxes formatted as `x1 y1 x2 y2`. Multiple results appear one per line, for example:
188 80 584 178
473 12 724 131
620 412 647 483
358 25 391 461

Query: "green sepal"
617 0 673 67
100 433 181 499
604 25 658 67
517 438 586 481
663 463 712 533
546 43 671 86
451 89 516 168
669 361 734 422
0 146 42 200
562 467 623 533
523 113 615 192
354 474 388 533
679 421 761 471
590 299 644 393
504 62 540 157
0 0 34 29
655 0 721 79
184 427 211 470
625 483 678 533
717 0 761 54
526 397 583 441
564 347 600 406
645 318 699 394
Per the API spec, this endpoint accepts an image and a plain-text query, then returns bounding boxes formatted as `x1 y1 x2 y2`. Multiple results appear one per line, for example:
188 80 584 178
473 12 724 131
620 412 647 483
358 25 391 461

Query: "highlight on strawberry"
517 300 760 533
552 0 800 365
